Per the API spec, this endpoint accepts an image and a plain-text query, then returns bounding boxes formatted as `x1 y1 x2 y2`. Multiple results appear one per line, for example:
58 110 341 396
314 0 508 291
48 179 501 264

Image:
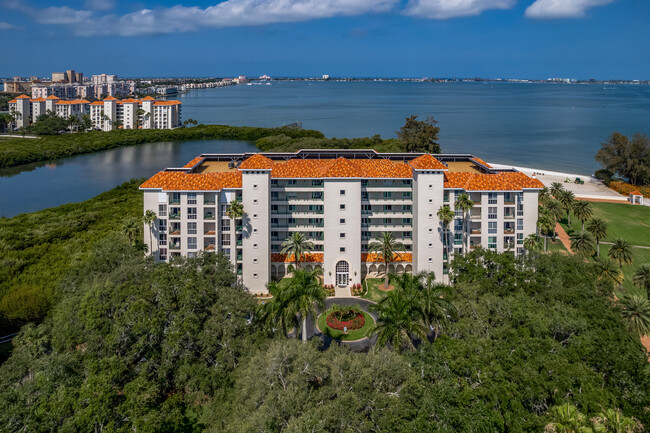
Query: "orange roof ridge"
142 96 156 100
140 170 242 191
16 94 30 99
630 190 642 195
408 154 447 170
8 99 17 103
320 157 364 178
239 154 275 170
104 96 117 101
153 100 181 106
46 95 60 99
30 97 46 102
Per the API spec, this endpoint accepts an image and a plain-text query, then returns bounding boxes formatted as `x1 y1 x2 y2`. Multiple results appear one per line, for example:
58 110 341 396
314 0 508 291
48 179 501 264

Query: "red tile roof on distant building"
444 171 544 191
104 96 117 101
408 154 447 170
267 157 413 179
153 100 181 106
239 153 274 169
142 96 156 101
16 94 30 99
30 97 46 102
46 95 60 100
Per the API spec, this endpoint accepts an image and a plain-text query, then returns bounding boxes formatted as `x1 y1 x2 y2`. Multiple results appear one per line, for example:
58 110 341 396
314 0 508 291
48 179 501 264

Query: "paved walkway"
334 286 352 297
555 223 573 255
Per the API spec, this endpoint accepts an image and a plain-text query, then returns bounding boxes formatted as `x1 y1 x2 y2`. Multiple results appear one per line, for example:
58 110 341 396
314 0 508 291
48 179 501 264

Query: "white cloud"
84 0 115 11
525 0 615 19
403 0 516 19
0 21 17 29
5 0 399 36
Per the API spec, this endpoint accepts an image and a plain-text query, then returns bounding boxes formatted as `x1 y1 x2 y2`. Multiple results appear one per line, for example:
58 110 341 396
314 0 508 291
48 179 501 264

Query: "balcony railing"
169 244 181 250
470 229 482 235
204 213 215 220
169 213 180 220
504 229 515 234
204 199 216 205
169 199 180 205
504 214 515 220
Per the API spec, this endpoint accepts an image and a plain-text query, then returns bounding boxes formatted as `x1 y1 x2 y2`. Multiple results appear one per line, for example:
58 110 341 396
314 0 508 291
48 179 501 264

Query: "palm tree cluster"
257 267 327 342
280 232 315 269
369 232 405 288
545 403 643 433
370 272 456 352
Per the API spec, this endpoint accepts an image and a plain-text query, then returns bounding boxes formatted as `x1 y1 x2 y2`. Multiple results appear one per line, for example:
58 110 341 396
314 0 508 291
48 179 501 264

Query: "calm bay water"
1 81 648 217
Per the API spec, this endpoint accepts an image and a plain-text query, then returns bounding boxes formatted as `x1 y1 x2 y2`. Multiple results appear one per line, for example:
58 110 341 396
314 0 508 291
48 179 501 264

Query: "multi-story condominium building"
8 95 182 130
140 150 543 293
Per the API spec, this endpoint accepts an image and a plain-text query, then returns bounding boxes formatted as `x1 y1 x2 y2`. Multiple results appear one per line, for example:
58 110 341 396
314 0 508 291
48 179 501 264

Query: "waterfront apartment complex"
7 95 181 130
140 150 543 293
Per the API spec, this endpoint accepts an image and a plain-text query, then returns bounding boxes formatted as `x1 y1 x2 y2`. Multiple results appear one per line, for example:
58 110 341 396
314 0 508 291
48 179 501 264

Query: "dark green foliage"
396 114 441 153
255 133 405 153
0 124 324 168
595 132 650 186
0 247 259 433
26 111 69 135
0 179 144 324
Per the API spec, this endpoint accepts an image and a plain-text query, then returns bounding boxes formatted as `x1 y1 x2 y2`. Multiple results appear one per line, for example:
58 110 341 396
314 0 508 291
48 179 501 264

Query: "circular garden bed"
317 305 375 341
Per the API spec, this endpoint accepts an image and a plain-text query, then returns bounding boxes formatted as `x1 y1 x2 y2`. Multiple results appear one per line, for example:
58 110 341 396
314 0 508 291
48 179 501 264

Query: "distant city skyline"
1 0 648 80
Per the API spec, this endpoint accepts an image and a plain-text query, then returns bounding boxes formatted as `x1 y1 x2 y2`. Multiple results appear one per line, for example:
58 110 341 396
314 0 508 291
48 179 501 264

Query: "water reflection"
0 139 258 217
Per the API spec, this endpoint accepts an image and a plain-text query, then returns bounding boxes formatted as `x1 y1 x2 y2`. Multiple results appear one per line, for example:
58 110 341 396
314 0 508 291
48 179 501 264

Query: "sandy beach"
488 162 629 202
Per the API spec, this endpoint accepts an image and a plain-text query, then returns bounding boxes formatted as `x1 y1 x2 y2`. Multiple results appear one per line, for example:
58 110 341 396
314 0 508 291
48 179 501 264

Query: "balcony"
470 244 480 250
169 243 181 250
470 229 482 235
204 212 215 220
169 199 180 205
504 228 515 235
236 240 242 246
504 201 515 206
169 213 180 221
504 214 516 220
204 199 216 205
204 230 216 235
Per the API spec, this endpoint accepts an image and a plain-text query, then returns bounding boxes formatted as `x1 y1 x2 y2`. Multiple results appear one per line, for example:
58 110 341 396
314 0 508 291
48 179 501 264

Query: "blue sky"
0 0 647 79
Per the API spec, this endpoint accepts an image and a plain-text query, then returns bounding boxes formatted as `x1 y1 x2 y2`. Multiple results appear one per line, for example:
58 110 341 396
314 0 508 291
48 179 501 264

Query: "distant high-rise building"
52 72 66 82
322 74 330 80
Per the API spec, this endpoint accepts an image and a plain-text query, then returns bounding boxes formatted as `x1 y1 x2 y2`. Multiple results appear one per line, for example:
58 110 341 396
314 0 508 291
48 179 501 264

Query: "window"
340 204 346 210
444 192 449 203
428 213 433 218
517 233 524 245
488 192 497 205
361 191 368 200
253 228 258 234
340 189 345 195
253 184 258 189
159 234 167 246
517 203 524 216
488 207 497 220
158 219 167 232
383 205 392 211
428 199 433 203
253 199 258 204
403 205 412 211
403 191 412 199
187 193 197 205
362 217 370 224
312 179 322 186
312 192 323 199
158 204 167 217
402 218 412 225
454 218 463 231
271 205 278 212
383 191 392 199
253 243 258 249
187 222 197 234
340 233 346 238
384 218 391 224
188 252 197 258
288 218 295 224
253 258 258 264
361 231 371 238
253 273 258 278
221 219 230 231
222 234 231 246
488 221 497 234
340 247 346 253
428 257 433 263
428 184 433 189
454 233 463 245
287 179 297 185
428 243 433 248
402 231 412 239
340 218 345 224
271 192 278 199
288 205 296 211
159 248 167 261
187 207 197 220
517 218 524 231
429 228 433 232
188 237 197 250
488 237 497 249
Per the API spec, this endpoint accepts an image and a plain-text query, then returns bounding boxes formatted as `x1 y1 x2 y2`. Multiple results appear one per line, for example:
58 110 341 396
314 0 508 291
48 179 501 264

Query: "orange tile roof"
239 154 274 170
55 99 90 105
104 96 117 101
271 253 324 263
8 99 17 103
46 95 60 100
270 158 413 179
90 101 104 106
361 252 412 263
183 156 205 168
16 94 30 99
470 156 492 168
119 98 141 104
445 171 544 191
630 190 642 196
142 96 156 101
408 154 447 170
140 171 242 191
153 100 181 106
30 97 46 102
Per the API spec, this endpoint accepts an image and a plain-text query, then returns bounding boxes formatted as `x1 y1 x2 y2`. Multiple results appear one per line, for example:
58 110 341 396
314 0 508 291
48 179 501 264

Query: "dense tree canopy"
595 132 650 186
397 114 441 153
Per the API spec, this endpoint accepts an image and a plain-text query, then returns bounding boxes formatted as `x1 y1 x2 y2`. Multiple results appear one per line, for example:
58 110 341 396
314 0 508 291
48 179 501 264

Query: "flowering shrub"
326 307 365 331
609 181 650 198
351 283 363 296
323 284 335 296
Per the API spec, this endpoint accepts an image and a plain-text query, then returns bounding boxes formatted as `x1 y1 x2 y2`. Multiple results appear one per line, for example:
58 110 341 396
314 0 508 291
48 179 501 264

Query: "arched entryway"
336 260 349 287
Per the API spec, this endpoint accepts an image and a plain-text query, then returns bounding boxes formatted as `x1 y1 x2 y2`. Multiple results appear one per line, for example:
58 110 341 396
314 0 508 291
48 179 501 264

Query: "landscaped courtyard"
316 304 376 341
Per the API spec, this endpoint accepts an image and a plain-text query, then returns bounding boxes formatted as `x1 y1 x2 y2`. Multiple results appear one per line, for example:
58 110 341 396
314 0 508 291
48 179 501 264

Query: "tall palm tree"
557 189 576 225
619 295 650 337
121 218 139 246
524 234 543 256
632 264 650 300
537 212 554 251
370 285 427 353
594 257 624 288
454 193 474 253
608 238 634 270
594 408 642 433
549 182 564 198
437 205 455 257
544 199 564 240
368 232 405 289
572 200 593 231
285 268 327 342
257 281 292 337
280 232 314 269
142 209 157 255
586 217 608 257
571 231 595 259
538 186 551 205
544 403 592 433
414 272 456 339
227 199 245 273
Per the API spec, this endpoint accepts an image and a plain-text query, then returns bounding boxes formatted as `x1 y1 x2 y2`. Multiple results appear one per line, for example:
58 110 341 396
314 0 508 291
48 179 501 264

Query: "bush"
609 181 650 198
594 169 613 184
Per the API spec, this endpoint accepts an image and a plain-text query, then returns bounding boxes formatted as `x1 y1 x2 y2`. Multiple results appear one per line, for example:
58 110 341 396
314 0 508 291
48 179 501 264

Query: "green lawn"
316 308 375 341
361 277 396 303
546 238 569 254
558 202 650 297
562 202 650 247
